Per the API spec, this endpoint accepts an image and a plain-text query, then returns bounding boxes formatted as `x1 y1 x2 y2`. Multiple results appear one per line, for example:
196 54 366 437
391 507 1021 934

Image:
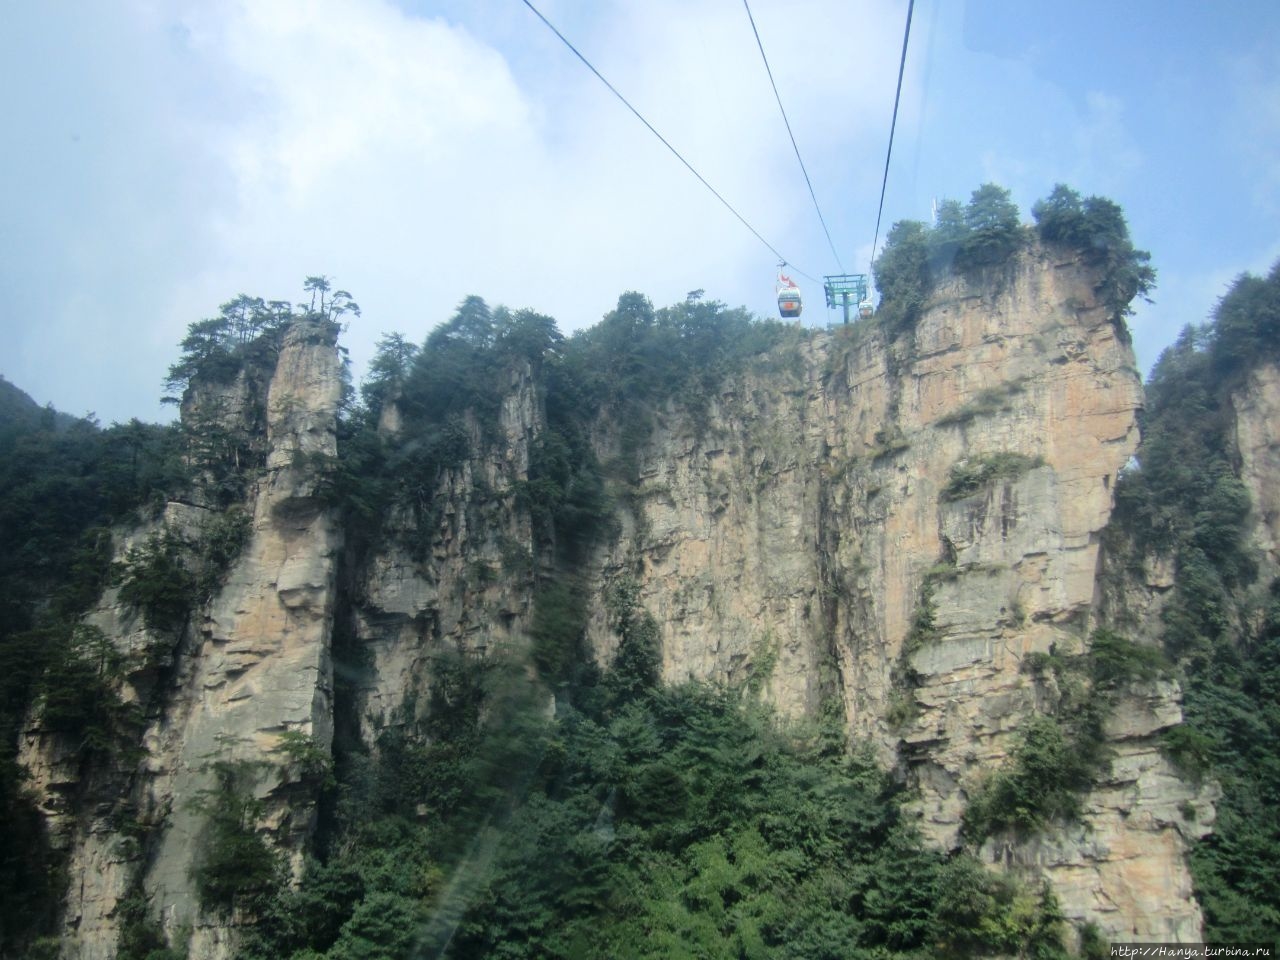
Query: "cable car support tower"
823 273 871 324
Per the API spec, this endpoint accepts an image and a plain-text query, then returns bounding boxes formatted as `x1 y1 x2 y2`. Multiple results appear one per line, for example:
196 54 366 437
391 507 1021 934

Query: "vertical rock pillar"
143 319 343 958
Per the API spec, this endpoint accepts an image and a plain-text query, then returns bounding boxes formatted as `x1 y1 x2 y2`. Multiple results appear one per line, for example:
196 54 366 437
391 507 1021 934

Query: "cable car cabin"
858 300 874 320
777 285 802 319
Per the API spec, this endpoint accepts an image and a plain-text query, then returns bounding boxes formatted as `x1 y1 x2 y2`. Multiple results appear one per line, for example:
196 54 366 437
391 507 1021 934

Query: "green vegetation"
964 630 1163 841
1211 259 1280 375
870 425 911 460
874 182 1153 338
0 280 350 953
1185 582 1280 942
603 578 661 703
226 280 1087 956
113 509 251 637
116 886 185 960
1031 185 1156 325
874 183 1023 335
902 577 940 659
1107 261 1280 945
963 715 1101 839
562 291 795 433
114 528 198 633
335 295 600 561
1112 335 1258 659
195 507 253 596
33 623 141 758
328 291 794 674
0 390 189 951
275 730 338 792
942 452 1045 501
164 282 355 400
188 756 283 916
242 650 1072 960
886 577 944 729
935 378 1027 427
873 219 934 336
12 240 1275 957
953 183 1025 269
528 577 591 686
166 287 352 507
1086 627 1167 688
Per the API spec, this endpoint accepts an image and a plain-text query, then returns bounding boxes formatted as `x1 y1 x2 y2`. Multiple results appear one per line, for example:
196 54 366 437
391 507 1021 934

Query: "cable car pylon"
823 273 873 324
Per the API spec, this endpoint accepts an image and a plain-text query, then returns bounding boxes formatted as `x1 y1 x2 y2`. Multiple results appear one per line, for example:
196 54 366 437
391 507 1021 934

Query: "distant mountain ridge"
0 374 78 431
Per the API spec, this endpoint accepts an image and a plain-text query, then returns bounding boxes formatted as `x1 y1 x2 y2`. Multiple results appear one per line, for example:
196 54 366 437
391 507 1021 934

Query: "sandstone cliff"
1232 362 1280 574
342 245 1211 941
21 320 343 959
564 246 1214 940
23 247 1242 954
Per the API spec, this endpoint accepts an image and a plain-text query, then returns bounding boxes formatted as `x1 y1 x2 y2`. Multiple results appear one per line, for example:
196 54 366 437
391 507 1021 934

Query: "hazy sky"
3 1 1279 424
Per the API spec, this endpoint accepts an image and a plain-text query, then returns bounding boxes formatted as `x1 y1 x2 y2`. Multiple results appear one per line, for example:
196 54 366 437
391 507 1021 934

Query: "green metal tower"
823 274 869 324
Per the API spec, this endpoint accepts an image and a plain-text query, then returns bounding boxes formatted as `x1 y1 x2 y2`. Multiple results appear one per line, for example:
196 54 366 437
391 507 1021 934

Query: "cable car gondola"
777 268 802 319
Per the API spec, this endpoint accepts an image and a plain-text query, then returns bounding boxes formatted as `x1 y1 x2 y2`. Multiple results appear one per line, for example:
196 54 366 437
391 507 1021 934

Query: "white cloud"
192 2 532 207
140 0 910 401
21 1 1272 422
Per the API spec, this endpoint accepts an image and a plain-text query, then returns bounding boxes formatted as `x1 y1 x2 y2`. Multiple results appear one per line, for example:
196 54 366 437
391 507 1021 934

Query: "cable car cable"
519 0 820 285
742 0 843 272
869 0 915 275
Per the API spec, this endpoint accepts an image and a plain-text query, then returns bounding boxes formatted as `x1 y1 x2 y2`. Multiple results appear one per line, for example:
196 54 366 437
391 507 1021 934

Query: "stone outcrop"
351 361 541 741
26 247 1239 953
344 245 1211 940
575 246 1207 940
1232 362 1280 571
147 321 343 958
995 679 1217 942
21 320 344 960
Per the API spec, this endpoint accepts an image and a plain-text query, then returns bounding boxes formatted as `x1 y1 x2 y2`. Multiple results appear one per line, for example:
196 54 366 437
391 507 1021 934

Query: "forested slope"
1105 261 1280 944
1 191 1277 958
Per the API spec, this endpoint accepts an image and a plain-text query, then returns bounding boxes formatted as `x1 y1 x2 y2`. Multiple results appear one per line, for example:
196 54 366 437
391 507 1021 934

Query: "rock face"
21 320 344 960
147 321 343 958
575 246 1208 940
25 248 1238 952
998 679 1216 942
1232 362 1280 570
347 246 1209 940
351 361 541 741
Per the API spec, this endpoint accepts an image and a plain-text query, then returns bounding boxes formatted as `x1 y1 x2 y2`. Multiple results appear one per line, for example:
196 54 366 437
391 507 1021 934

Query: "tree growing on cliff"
956 182 1023 268
1210 259 1280 377
303 275 361 324
361 332 419 419
927 198 967 273
188 757 282 916
165 278 355 402
164 296 289 399
872 219 931 335
1032 184 1155 323
1106 262 1280 946
495 307 563 368
875 183 1154 338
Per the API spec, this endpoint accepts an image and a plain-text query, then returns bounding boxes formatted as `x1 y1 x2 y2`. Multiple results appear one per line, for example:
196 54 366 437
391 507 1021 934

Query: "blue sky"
2 0 1278 424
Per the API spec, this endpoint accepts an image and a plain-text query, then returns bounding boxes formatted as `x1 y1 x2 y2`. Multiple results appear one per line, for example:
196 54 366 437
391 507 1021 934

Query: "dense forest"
1108 260 1280 942
1 187 1278 958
